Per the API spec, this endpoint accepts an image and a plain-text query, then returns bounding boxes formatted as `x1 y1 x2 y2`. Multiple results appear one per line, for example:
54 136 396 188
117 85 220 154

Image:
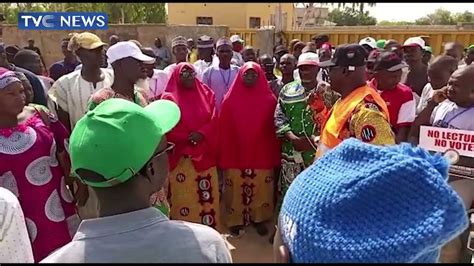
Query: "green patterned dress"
274 80 339 206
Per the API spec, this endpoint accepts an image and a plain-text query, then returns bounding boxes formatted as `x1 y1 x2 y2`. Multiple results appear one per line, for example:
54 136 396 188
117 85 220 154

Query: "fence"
230 26 474 56
229 28 257 48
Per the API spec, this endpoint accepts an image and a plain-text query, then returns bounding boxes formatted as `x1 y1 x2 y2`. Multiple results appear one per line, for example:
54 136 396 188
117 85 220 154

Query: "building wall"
167 3 294 30
167 3 246 28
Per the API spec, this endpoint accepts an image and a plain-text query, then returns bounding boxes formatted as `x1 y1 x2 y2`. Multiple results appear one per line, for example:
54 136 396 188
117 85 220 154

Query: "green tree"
453 11 473 23
415 8 454 25
377 20 415 26
328 7 377 26
0 3 167 24
299 3 376 13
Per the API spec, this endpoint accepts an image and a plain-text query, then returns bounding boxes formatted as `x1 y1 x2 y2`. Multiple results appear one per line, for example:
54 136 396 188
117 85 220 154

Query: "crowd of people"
0 30 473 263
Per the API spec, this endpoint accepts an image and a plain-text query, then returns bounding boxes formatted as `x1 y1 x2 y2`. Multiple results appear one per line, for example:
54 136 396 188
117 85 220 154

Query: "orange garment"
316 85 394 158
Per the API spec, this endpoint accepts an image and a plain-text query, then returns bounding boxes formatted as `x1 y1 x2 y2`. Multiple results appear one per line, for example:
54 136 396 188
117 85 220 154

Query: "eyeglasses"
243 72 258 78
180 71 196 79
138 142 175 178
146 142 176 165
154 142 175 158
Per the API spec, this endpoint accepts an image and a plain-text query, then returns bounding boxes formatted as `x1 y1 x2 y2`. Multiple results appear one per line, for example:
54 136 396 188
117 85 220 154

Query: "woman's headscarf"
0 67 21 90
218 62 281 169
161 62 218 172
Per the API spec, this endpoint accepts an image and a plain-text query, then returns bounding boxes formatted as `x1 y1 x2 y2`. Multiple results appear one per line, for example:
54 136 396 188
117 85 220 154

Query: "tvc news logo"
18 12 108 30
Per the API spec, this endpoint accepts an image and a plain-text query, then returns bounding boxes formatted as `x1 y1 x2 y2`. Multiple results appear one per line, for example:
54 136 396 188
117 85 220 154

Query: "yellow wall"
167 3 294 30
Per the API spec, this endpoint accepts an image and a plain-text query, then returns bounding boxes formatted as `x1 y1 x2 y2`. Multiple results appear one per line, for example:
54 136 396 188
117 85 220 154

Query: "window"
249 17 261 29
196 16 213 25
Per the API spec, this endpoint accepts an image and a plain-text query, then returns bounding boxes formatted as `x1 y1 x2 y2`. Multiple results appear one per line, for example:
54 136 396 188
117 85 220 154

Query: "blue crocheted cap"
279 138 468 263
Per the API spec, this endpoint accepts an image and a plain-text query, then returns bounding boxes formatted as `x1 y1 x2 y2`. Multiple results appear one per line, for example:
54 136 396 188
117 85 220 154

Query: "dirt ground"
225 220 275 263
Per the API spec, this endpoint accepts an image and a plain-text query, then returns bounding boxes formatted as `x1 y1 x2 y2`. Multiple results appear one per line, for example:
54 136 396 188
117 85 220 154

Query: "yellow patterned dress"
168 158 221 231
223 169 275 228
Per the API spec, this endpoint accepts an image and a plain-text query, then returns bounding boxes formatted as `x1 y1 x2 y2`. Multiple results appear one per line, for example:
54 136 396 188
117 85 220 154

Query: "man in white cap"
359 36 377 55
201 37 240 112
401 36 428 97
230 34 245 66
193 35 215 81
163 36 189 77
87 41 156 111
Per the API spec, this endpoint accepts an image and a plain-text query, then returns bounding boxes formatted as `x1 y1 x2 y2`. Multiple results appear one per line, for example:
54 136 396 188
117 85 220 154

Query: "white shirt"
0 188 34 263
137 69 169 101
163 63 177 77
202 65 240 111
431 100 474 130
49 68 115 129
194 59 213 81
417 83 434 114
232 51 244 67
41 208 232 263
212 54 243 68
75 63 112 71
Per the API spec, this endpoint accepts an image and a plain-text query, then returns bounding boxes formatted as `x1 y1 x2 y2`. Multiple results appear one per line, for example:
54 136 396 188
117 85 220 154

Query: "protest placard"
419 126 474 179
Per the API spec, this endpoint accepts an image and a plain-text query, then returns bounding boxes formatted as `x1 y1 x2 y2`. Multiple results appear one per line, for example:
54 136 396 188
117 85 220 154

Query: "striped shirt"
49 68 114 130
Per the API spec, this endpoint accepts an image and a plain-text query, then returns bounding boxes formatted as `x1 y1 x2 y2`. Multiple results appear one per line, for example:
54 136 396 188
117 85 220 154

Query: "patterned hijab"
0 67 21 90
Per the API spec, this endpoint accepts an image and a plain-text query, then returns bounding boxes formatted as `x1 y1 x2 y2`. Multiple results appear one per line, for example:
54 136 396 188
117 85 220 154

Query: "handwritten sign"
419 126 474 158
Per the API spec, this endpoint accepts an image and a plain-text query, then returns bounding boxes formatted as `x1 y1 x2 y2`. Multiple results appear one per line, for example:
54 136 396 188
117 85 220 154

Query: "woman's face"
179 67 196 89
0 82 26 116
242 68 258 87
21 80 34 105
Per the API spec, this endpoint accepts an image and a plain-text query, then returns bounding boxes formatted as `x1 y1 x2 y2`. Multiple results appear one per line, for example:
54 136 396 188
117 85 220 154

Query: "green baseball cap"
466 44 474 53
376 39 386 49
69 98 181 188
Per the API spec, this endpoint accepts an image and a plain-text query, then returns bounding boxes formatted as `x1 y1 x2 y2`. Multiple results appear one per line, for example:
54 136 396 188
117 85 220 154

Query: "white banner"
419 126 474 159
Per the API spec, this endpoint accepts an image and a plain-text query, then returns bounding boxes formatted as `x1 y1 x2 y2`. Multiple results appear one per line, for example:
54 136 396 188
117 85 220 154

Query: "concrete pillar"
255 28 275 57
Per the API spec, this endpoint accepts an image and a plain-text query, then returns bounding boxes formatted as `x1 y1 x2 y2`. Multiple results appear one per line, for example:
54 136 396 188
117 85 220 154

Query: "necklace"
218 67 232 89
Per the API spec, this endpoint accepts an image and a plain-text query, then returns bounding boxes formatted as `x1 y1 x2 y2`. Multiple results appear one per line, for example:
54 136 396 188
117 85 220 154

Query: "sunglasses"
243 72 258 78
180 70 196 79
154 142 175 158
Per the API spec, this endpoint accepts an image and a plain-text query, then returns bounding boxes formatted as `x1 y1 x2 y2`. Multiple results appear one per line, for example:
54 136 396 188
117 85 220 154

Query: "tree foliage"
379 8 473 26
377 20 415 26
328 7 377 26
0 3 167 24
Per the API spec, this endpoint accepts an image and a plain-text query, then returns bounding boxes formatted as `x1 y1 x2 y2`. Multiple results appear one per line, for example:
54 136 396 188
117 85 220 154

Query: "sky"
366 3 474 22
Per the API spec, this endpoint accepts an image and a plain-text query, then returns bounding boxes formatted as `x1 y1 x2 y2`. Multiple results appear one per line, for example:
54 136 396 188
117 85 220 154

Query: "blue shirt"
49 60 80 81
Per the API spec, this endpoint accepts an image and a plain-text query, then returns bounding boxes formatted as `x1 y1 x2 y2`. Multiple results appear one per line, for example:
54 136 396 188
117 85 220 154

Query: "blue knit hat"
279 138 468 263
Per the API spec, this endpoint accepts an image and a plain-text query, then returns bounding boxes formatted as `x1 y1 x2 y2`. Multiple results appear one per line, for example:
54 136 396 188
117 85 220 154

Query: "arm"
274 100 291 138
56 106 71 133
408 88 447 145
274 100 311 151
395 97 417 143
49 79 72 132
350 104 396 146
407 101 438 145
202 68 211 87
